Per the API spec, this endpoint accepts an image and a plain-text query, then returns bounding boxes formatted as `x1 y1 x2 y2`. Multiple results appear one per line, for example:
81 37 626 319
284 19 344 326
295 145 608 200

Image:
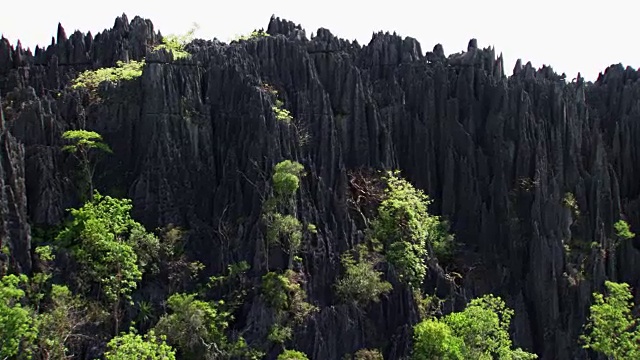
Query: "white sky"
1 0 638 80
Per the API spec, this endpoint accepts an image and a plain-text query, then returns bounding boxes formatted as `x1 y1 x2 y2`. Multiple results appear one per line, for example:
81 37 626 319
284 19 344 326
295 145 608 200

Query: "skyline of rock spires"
2 14 640 359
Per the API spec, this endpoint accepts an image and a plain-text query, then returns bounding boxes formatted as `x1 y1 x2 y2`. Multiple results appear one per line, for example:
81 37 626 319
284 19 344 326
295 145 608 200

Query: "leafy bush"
154 293 256 359
273 102 294 123
412 294 537 360
154 23 199 60
235 29 270 41
0 274 37 359
272 160 305 199
335 247 392 305
62 130 112 199
614 220 635 240
105 329 175 360
72 60 144 91
34 284 98 359
354 348 385 360
277 349 309 360
413 319 464 360
268 323 293 343
372 171 451 289
266 213 303 254
262 270 316 324
581 281 640 359
55 192 159 333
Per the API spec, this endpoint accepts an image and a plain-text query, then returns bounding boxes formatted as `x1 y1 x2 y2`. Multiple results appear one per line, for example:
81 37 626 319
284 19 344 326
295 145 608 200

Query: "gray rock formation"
1 14 639 359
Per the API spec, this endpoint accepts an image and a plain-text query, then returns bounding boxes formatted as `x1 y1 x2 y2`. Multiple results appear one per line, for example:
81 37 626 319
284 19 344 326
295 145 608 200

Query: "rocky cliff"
1 14 639 359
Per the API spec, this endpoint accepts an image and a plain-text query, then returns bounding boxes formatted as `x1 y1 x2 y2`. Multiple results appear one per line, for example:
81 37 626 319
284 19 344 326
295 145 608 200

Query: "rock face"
1 14 640 359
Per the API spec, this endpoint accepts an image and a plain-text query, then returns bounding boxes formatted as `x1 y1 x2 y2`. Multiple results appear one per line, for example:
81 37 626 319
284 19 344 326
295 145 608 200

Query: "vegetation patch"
412 294 537 359
372 171 453 289
72 60 144 94
335 246 392 305
154 23 199 60
235 29 270 42
581 281 640 359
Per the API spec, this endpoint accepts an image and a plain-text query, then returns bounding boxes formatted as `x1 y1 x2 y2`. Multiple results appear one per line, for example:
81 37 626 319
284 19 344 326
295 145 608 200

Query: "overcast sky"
1 0 637 80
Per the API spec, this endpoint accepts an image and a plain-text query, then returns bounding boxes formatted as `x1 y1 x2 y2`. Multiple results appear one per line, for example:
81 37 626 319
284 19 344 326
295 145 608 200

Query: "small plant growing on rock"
61 130 112 200
335 246 392 305
372 171 451 290
273 100 294 123
277 349 309 360
235 29 270 41
72 60 144 99
563 192 580 216
154 23 199 60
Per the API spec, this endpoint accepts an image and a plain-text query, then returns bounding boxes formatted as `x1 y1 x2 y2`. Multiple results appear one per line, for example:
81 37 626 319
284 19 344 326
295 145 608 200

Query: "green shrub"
268 323 293 343
277 349 309 360
72 60 144 91
272 160 305 199
372 171 451 289
153 293 258 359
0 274 37 359
235 30 270 41
412 294 536 360
104 329 176 360
581 281 640 359
154 23 199 60
266 213 303 254
614 220 635 240
335 247 392 305
354 348 384 360
562 192 579 216
262 270 316 323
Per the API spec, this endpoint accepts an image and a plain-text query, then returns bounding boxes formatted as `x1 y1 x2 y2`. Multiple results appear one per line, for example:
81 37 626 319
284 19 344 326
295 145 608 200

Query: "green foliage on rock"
154 23 199 60
614 220 635 241
335 246 392 305
266 213 303 254
412 294 537 360
153 292 258 359
277 349 309 360
352 348 385 360
104 329 176 360
34 284 94 359
262 270 316 323
0 274 37 359
56 192 159 334
272 160 305 199
581 281 640 359
372 171 452 289
263 160 307 262
72 60 144 91
62 130 112 198
413 318 465 360
235 29 270 42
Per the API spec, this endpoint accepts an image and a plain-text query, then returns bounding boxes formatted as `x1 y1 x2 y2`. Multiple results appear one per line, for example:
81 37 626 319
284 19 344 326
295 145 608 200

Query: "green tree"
263 160 306 266
104 329 176 360
272 160 305 200
34 285 93 359
153 293 258 360
0 274 37 359
581 281 640 359
153 23 199 60
412 294 537 360
372 171 451 289
412 318 464 360
56 192 159 334
61 130 112 199
277 349 309 360
335 246 392 305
